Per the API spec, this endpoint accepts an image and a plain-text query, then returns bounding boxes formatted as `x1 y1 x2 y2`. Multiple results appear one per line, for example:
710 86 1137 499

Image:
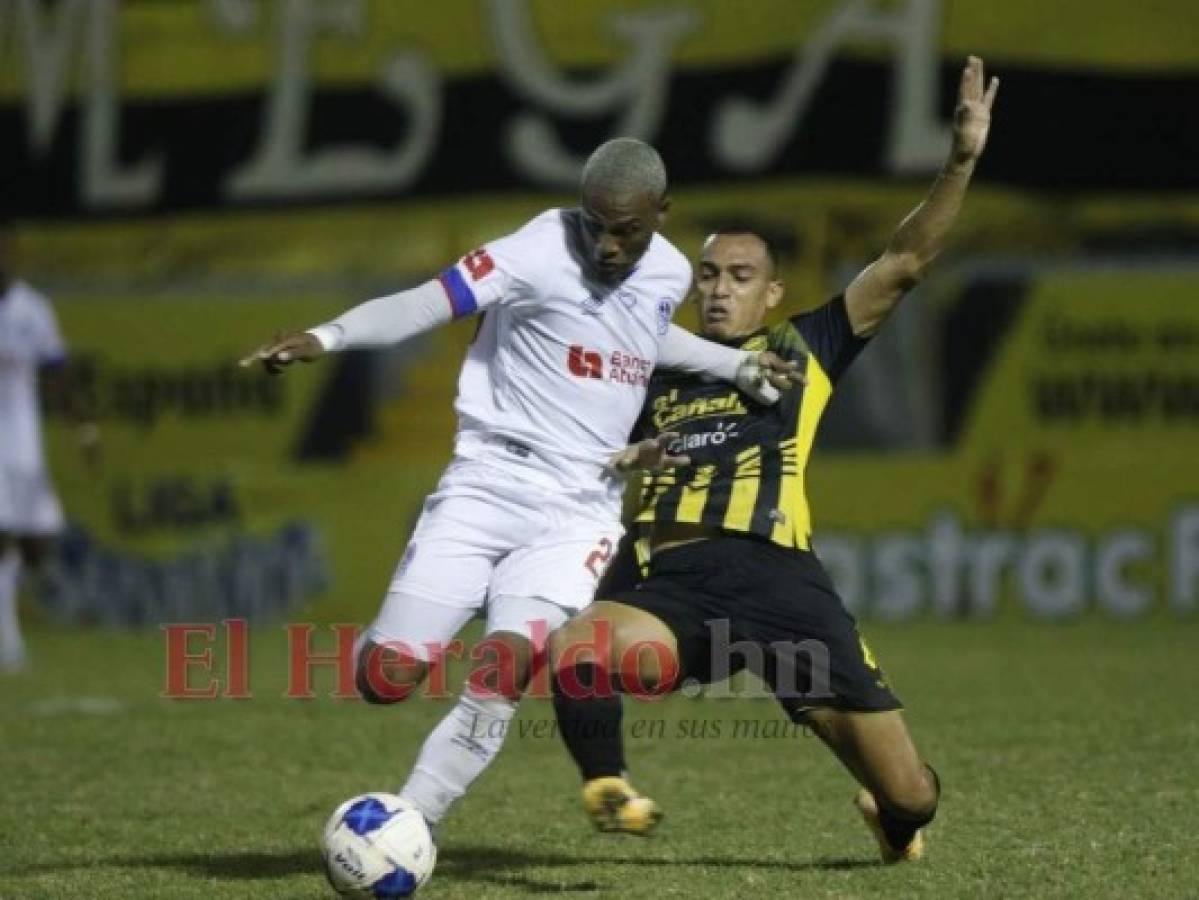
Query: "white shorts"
0 466 64 536
365 456 623 660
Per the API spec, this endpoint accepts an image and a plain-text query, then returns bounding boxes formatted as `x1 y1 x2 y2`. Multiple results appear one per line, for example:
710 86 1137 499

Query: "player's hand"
239 331 324 375
734 350 805 405
951 56 998 166
608 432 691 474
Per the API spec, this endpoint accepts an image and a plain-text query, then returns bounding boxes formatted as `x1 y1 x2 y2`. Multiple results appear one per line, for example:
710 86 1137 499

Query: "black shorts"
606 535 901 721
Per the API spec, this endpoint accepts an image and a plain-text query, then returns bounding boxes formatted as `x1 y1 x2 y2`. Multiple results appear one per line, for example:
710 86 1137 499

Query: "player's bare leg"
550 601 678 835
355 638 431 704
804 707 939 862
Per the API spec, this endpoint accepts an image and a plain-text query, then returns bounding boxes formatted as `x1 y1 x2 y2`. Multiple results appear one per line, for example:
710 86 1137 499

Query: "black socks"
552 662 627 781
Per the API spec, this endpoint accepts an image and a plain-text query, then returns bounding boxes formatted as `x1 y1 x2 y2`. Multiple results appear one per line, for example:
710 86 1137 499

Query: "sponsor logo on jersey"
462 248 495 281
651 389 748 428
567 344 652 386
567 344 604 379
666 420 741 453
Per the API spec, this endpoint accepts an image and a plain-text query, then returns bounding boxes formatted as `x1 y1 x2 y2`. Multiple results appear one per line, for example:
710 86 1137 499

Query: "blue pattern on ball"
373 866 418 897
343 798 393 836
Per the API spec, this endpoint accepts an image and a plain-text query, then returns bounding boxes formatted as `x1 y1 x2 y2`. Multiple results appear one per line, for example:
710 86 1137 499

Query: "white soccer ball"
321 793 437 897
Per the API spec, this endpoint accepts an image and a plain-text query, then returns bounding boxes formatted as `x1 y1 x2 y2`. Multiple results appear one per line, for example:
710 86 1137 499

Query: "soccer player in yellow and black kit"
549 56 998 863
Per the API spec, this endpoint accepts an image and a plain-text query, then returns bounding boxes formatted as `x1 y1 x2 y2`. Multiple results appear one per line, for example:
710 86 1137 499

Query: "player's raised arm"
845 55 998 337
658 323 804 404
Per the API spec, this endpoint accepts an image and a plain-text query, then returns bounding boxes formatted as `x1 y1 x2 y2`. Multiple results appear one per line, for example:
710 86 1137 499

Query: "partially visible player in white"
242 139 801 829
0 216 72 671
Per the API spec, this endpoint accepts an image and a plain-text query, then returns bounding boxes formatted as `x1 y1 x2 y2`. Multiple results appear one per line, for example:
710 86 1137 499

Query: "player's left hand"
951 55 999 166
735 350 806 405
609 432 691 474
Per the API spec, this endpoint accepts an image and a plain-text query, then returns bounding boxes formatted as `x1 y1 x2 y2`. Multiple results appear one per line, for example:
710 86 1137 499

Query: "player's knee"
549 617 612 669
355 641 427 705
879 763 940 820
603 620 678 697
469 630 536 701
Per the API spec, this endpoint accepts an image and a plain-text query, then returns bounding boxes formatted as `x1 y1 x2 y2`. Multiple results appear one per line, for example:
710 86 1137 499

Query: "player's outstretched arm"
846 55 998 337
239 279 455 374
658 324 804 404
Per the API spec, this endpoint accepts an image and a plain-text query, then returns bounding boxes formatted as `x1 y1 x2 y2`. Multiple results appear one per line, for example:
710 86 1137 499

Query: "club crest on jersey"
656 299 671 335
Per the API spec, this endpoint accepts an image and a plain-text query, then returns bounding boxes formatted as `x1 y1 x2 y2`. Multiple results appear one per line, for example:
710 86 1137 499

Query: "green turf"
1 616 1196 898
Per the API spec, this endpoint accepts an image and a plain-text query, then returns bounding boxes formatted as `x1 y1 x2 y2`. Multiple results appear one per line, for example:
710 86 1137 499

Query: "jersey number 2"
584 537 614 578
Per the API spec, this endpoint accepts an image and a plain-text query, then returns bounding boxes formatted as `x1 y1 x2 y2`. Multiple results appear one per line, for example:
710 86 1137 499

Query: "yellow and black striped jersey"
633 295 869 551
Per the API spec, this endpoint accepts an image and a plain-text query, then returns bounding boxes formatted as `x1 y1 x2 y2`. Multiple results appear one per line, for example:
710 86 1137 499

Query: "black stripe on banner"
3 57 1197 219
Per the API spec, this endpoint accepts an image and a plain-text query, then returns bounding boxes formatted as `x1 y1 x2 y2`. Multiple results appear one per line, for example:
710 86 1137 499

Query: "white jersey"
437 209 691 498
0 280 65 471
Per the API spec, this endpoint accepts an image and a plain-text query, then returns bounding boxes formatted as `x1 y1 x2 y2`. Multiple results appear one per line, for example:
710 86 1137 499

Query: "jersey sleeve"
789 294 869 384
435 217 549 318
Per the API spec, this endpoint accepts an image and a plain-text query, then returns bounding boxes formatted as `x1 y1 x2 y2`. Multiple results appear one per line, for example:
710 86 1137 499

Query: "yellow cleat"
581 777 663 836
854 789 925 863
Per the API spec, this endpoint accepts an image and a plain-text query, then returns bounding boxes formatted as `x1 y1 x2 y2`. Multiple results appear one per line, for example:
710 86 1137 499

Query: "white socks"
399 687 518 825
0 546 25 670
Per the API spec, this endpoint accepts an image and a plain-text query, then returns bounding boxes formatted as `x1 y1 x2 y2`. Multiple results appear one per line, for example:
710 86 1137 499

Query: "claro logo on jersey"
666 421 741 453
567 345 652 386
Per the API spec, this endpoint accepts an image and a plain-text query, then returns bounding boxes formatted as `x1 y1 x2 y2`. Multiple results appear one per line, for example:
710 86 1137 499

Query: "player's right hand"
239 331 324 375
735 350 806 405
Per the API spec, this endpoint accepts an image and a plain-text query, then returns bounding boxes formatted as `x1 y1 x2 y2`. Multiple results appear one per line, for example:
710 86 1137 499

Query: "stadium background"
3 3 1199 898
6 0 1195 626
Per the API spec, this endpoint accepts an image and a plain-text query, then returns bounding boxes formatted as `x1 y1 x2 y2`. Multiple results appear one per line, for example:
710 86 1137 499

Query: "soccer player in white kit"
0 217 72 671
242 139 800 827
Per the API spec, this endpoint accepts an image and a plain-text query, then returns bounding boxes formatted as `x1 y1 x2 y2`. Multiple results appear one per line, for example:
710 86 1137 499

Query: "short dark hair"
705 221 791 275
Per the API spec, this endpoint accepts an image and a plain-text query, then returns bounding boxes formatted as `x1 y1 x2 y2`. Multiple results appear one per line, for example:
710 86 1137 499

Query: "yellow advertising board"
39 292 449 626
808 267 1199 620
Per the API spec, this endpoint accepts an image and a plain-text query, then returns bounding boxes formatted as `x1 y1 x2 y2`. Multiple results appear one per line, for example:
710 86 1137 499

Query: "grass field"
1 616 1196 898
